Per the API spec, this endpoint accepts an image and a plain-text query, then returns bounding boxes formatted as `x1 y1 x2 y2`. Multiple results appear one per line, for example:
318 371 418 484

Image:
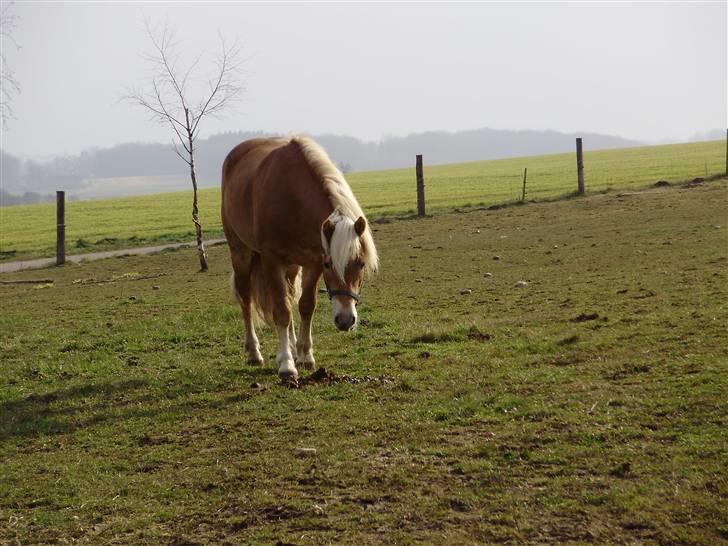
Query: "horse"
221 136 379 382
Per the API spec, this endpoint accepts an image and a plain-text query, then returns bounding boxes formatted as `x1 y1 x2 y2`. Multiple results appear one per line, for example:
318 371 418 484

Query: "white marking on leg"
245 327 263 364
243 308 263 364
288 320 298 360
276 324 297 379
296 315 316 369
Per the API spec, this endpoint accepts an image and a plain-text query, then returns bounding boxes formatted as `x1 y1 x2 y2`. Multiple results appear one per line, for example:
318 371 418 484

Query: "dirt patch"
633 289 656 299
25 392 59 403
137 434 171 446
258 505 305 522
466 327 491 342
609 461 632 478
169 536 203 546
410 331 461 344
558 334 580 346
282 367 394 389
570 312 600 323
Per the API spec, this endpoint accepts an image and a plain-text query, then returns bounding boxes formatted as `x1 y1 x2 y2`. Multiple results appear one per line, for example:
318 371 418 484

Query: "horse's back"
221 137 330 262
222 137 288 189
221 137 285 242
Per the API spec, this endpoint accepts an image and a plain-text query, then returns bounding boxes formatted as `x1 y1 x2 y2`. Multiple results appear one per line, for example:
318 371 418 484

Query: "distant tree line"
0 188 54 206
1 127 643 201
0 188 79 206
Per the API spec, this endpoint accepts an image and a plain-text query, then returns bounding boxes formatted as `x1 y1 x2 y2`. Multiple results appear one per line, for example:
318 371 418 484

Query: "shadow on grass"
0 376 256 440
0 379 149 439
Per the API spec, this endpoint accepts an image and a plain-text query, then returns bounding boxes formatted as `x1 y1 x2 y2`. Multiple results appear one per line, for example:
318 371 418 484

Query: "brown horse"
221 136 378 381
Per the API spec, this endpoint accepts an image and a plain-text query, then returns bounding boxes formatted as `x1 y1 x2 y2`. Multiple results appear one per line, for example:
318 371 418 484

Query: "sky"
1 1 726 160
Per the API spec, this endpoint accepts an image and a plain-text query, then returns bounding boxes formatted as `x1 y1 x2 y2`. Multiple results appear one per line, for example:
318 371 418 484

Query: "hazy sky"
1 1 726 159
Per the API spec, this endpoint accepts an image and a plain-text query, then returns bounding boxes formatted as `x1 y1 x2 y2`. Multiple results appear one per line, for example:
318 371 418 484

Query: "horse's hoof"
297 359 316 370
247 356 264 365
279 370 299 388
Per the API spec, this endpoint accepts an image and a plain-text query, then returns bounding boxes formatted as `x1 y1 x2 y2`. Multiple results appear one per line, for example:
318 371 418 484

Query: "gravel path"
0 239 226 274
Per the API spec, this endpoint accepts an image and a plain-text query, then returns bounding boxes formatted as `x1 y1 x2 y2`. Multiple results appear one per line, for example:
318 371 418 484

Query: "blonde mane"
291 136 379 275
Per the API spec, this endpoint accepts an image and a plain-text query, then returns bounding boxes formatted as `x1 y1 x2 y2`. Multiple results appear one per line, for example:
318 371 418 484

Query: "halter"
327 287 361 303
323 266 363 304
322 251 363 304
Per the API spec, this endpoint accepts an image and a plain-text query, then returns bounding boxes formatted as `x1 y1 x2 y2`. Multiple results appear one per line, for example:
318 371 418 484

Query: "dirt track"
0 239 226 274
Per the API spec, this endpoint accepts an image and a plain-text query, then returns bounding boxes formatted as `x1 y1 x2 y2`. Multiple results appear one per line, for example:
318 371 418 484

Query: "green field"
1 180 726 543
1 140 724 260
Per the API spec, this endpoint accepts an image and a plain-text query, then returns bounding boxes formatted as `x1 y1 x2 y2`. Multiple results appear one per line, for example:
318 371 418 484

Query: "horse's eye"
323 260 331 270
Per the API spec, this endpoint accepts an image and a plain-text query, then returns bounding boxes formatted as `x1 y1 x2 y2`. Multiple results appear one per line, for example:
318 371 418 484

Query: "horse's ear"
354 216 366 237
322 218 336 247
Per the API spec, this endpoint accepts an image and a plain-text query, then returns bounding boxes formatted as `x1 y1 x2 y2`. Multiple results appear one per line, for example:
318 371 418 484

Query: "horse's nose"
335 313 355 331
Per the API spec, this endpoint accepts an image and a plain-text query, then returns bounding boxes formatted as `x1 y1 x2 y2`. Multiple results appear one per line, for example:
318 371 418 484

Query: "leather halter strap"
327 288 361 303
322 253 363 304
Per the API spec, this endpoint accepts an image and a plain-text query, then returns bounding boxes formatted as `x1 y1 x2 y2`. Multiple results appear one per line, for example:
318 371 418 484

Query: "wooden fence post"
521 167 528 202
416 154 425 217
576 138 585 194
56 190 65 265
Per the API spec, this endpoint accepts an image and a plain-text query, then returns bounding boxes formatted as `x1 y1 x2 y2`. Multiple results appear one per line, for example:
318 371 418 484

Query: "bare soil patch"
282 367 394 389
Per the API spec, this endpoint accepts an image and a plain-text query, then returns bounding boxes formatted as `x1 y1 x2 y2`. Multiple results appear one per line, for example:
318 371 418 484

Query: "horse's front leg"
285 265 301 362
296 265 322 370
275 321 297 381
288 321 297 362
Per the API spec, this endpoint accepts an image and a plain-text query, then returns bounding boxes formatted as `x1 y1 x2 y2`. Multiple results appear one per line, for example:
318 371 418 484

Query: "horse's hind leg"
262 257 298 381
230 245 264 365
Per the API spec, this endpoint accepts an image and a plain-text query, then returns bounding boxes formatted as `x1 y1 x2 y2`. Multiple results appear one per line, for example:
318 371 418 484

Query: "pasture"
1 178 726 544
1 139 725 261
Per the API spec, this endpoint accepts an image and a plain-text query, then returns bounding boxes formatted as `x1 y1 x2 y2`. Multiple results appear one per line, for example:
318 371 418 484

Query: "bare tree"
127 21 243 271
0 1 20 129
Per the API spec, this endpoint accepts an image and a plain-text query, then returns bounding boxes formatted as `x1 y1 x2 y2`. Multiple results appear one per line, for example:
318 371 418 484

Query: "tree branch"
191 35 243 137
173 141 192 166
0 2 21 126
144 19 189 113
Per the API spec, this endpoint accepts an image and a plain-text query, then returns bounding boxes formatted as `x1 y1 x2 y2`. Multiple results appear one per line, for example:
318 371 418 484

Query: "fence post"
416 154 425 216
576 138 585 194
521 167 528 202
56 190 65 265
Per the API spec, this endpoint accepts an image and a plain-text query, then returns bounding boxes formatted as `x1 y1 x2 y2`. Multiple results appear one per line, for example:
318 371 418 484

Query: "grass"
1 139 725 261
1 178 726 543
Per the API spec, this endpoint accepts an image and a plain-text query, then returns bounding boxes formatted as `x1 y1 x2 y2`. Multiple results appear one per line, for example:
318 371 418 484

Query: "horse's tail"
230 255 301 328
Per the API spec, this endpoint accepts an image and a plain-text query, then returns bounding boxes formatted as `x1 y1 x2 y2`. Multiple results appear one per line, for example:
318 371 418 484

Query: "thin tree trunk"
190 157 208 272
186 108 208 272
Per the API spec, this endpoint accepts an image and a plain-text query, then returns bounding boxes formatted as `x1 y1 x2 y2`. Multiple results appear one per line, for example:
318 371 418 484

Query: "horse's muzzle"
335 313 356 332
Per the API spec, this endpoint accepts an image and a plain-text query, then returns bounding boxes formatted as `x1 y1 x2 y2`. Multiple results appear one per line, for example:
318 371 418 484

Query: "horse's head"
321 211 378 331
